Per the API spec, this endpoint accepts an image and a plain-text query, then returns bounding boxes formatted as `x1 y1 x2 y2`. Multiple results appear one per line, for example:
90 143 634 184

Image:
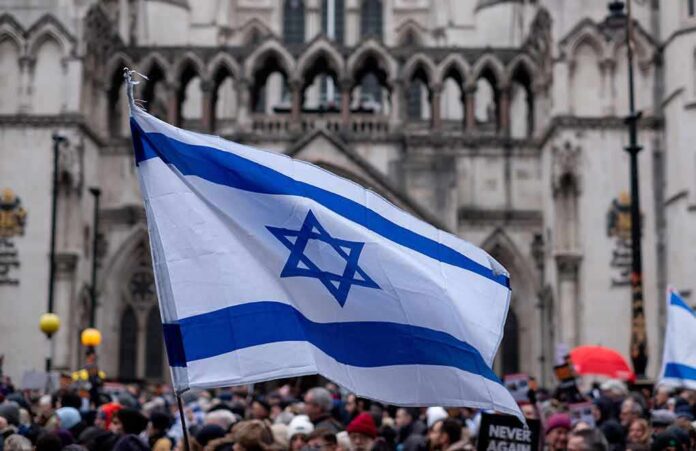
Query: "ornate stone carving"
58 140 84 193
551 141 581 196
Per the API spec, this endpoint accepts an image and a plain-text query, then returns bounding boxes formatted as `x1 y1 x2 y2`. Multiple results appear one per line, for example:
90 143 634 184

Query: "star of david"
266 210 380 306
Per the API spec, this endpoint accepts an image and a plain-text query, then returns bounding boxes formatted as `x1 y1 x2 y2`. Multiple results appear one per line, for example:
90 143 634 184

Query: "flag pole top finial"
123 67 149 112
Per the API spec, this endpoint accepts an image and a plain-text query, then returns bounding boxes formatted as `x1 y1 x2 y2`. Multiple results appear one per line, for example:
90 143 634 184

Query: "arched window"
284 0 305 44
145 306 164 379
118 306 137 380
500 309 520 375
360 0 383 39
33 38 63 114
322 0 345 44
0 38 21 114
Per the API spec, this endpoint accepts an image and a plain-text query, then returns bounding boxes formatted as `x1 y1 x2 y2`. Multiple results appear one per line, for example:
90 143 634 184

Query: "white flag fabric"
129 106 521 417
659 289 696 390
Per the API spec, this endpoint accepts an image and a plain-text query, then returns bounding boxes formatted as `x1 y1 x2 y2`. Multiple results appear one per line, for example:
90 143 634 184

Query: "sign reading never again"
477 413 540 451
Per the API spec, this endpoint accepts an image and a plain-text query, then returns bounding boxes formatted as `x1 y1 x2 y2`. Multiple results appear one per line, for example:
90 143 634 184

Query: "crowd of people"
0 374 695 451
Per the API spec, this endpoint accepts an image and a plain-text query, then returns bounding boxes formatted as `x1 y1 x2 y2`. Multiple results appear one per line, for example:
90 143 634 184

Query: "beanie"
56 407 82 430
288 415 314 439
545 413 571 435
0 403 20 426
425 407 447 428
346 413 377 439
195 424 226 447
115 408 148 435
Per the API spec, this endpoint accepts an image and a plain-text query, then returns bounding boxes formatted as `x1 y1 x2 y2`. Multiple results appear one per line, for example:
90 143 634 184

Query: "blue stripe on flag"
130 119 509 288
167 301 501 384
670 291 695 317
663 362 696 381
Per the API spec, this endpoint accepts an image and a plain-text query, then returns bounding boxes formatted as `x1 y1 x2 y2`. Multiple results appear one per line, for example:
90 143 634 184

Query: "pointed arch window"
360 0 383 39
145 306 164 379
284 0 306 44
500 309 520 375
322 0 345 43
119 306 137 380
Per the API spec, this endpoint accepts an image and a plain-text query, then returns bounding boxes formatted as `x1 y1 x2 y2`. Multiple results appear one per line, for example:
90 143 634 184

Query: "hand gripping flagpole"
123 67 192 451
123 67 148 112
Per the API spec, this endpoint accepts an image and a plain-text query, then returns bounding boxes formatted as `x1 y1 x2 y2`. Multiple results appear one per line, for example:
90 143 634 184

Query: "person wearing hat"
346 412 377 451
287 415 314 451
651 409 676 436
56 407 86 440
545 413 571 451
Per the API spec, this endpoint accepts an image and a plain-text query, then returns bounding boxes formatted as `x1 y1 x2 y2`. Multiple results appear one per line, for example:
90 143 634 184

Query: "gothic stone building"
0 0 691 387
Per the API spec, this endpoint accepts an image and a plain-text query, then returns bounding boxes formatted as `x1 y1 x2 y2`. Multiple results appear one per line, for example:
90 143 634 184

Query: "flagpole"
177 394 192 451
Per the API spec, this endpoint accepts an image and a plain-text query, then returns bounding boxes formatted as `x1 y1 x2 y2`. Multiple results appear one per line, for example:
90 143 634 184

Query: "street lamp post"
608 0 648 378
89 187 101 327
46 133 67 373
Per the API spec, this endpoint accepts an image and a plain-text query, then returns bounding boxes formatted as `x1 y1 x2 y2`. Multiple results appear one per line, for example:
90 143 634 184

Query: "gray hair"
4 434 32 451
623 397 644 415
307 387 333 412
570 428 609 451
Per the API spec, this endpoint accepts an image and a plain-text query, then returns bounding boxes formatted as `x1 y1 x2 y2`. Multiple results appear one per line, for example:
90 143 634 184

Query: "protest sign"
504 373 530 402
569 401 596 427
477 412 540 451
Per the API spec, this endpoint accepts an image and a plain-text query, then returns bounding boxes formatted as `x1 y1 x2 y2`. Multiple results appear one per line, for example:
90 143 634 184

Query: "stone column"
18 56 34 114
389 78 404 127
430 83 443 130
236 78 251 130
498 84 510 135
464 83 476 131
340 78 352 129
167 82 180 126
290 79 302 127
556 253 582 348
200 79 214 132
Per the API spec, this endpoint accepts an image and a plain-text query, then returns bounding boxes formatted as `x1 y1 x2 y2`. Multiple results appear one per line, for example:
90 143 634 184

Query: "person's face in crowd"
628 420 648 443
0 416 7 431
675 415 692 430
521 404 537 420
271 404 283 420
620 401 638 427
429 420 451 450
251 401 269 420
545 427 569 451
291 433 309 451
304 393 323 421
110 415 123 434
591 404 602 422
307 436 337 451
349 432 374 451
655 388 670 407
567 435 586 451
345 394 357 416
395 408 413 429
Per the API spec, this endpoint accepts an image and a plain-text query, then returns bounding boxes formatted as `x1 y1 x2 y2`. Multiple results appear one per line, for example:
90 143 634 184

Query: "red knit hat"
347 413 377 439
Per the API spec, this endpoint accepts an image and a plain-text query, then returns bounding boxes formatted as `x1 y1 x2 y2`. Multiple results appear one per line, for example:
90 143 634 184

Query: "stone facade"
0 0 687 387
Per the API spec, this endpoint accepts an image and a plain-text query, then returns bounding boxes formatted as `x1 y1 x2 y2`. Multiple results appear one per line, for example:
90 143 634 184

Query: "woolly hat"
0 402 20 426
56 407 82 430
195 424 226 447
425 407 447 428
545 413 571 435
651 409 676 426
287 415 314 439
346 413 377 439
98 402 123 429
115 408 148 435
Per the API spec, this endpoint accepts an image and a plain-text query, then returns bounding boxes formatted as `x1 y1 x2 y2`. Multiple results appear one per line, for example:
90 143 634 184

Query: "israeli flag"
659 290 696 389
130 106 521 418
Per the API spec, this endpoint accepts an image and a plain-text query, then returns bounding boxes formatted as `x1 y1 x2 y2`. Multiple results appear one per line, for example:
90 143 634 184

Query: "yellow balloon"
81 328 102 347
39 313 60 335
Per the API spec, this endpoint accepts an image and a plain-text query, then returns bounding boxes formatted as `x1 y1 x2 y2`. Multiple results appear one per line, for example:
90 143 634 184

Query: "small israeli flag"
659 290 696 389
129 105 521 418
